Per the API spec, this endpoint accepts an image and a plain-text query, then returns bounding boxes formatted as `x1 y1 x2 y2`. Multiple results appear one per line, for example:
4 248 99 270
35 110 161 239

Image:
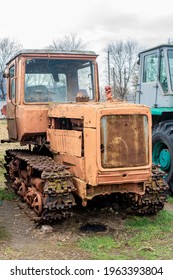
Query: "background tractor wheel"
152 120 173 193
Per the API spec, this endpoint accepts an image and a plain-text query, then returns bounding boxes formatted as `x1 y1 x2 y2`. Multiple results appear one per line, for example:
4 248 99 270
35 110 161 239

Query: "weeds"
0 226 9 240
79 236 119 259
78 211 173 260
0 188 15 201
126 210 173 232
167 196 173 204
122 211 173 259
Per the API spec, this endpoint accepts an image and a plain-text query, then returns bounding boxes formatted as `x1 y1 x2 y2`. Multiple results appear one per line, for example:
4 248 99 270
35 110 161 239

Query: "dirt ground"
0 194 127 260
1 193 173 260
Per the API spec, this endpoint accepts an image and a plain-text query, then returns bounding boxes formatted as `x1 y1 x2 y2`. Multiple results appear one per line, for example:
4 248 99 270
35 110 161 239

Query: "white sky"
1 0 173 58
1 0 173 52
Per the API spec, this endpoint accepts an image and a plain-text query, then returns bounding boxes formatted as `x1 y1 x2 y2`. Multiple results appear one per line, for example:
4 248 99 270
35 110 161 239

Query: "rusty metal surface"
55 154 86 180
97 169 151 185
6 49 98 65
100 114 149 168
5 149 76 222
47 129 82 157
4 149 169 220
48 105 152 187
86 183 145 198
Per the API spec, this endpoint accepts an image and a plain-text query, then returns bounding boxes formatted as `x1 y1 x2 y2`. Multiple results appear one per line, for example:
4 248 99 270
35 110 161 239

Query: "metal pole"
113 67 115 98
108 51 110 85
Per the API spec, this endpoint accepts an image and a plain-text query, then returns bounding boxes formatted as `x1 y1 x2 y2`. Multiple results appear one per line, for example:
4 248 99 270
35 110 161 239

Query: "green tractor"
137 44 173 192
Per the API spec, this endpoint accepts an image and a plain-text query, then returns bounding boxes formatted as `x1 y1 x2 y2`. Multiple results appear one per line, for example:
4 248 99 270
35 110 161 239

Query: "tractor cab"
3 49 99 144
137 44 173 113
136 44 173 191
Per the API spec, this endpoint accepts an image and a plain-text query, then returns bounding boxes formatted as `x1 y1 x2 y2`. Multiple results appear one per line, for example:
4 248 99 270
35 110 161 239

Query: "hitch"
1 139 12 143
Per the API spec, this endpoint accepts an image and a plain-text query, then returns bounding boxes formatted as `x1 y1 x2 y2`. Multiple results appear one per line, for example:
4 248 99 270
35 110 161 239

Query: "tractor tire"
152 120 173 192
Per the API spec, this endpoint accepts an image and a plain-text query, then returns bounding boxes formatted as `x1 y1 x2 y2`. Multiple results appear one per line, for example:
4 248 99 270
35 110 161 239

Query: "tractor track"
4 149 76 223
3 149 169 224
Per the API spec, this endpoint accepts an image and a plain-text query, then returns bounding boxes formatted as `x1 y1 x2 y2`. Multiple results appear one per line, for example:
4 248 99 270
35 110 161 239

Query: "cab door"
137 47 172 108
6 64 18 140
137 49 160 107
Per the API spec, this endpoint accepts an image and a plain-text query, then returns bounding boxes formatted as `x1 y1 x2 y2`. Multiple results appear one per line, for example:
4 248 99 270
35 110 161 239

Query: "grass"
125 210 173 259
78 210 173 260
126 210 173 231
0 119 8 160
79 236 120 260
0 119 20 190
0 188 15 201
167 196 173 204
0 167 5 184
0 226 9 241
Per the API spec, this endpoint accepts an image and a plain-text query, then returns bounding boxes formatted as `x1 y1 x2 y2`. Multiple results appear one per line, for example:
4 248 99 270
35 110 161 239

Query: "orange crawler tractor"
1 49 168 221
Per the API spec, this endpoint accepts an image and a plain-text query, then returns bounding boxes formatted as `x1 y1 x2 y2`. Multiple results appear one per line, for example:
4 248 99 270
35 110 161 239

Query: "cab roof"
139 44 173 56
6 49 98 65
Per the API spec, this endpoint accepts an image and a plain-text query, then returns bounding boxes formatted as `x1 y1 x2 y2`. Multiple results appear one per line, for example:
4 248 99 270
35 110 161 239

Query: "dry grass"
0 119 20 160
0 119 20 188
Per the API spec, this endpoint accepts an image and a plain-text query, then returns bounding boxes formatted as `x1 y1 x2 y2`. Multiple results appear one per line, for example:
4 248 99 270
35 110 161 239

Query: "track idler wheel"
24 187 43 216
17 182 27 199
24 188 37 206
12 177 22 192
30 178 45 192
9 159 20 179
31 192 43 216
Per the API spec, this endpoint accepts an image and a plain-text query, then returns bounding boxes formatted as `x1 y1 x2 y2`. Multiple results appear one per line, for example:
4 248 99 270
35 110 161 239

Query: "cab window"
24 58 94 103
143 53 158 83
159 50 168 92
9 66 15 100
168 50 173 91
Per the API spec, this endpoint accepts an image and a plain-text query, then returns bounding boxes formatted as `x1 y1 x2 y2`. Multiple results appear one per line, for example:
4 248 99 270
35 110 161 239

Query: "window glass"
24 58 94 103
168 50 173 91
25 72 67 102
78 64 94 99
143 53 158 82
9 66 15 100
159 50 168 92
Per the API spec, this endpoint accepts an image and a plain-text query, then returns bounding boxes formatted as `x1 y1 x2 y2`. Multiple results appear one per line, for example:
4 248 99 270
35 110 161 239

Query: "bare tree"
0 37 22 100
104 39 142 100
47 33 87 51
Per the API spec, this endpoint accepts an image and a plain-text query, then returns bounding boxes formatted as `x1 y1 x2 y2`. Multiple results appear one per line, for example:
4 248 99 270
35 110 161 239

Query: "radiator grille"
100 115 149 168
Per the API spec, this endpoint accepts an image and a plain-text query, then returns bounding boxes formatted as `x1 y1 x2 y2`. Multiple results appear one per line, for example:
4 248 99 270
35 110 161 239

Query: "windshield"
24 58 95 103
168 50 173 91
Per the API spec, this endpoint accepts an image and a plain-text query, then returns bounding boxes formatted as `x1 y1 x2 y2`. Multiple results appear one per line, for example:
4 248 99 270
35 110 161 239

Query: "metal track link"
128 164 169 214
4 149 76 222
4 150 168 221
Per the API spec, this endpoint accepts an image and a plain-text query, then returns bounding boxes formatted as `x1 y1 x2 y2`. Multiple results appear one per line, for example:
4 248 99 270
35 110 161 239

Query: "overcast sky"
1 0 173 54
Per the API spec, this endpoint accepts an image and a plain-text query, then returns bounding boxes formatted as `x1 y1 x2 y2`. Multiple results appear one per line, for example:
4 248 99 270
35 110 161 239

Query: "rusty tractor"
1 49 168 222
